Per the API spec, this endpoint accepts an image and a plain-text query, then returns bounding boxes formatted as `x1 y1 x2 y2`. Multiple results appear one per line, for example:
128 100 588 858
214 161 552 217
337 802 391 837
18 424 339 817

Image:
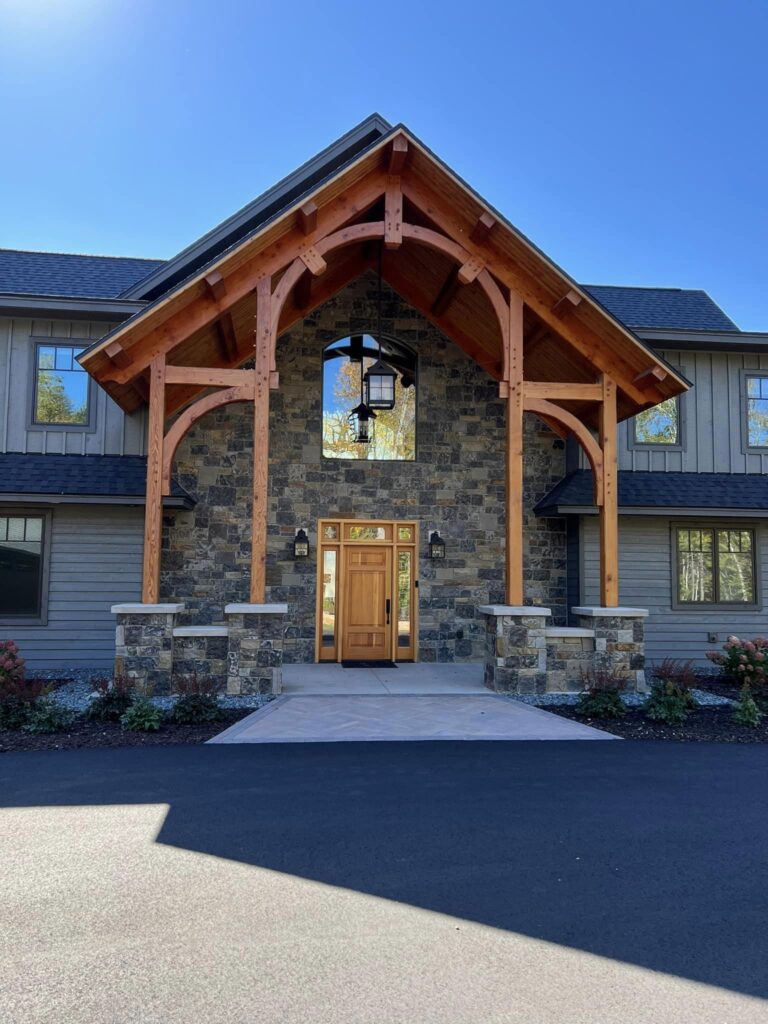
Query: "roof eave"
0 293 147 321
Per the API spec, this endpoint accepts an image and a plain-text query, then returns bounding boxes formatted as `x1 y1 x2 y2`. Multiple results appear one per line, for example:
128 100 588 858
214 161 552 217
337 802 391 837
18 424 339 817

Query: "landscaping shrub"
120 697 162 732
706 635 768 689
0 639 25 685
0 644 48 730
86 676 136 721
644 680 692 725
733 684 764 728
171 673 223 725
22 698 74 734
576 667 628 719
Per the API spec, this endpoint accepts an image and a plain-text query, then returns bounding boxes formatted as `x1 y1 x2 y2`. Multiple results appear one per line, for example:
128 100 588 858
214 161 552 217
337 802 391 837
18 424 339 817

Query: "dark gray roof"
583 285 739 332
536 470 768 514
0 453 192 504
0 249 163 299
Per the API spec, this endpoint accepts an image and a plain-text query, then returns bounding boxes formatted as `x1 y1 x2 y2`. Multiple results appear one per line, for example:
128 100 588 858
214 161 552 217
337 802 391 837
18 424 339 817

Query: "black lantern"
293 528 309 559
429 530 446 559
348 402 377 444
364 357 397 410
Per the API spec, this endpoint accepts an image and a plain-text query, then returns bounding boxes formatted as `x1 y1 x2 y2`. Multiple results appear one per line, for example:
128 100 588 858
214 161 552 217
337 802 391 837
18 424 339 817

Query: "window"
675 526 756 606
33 343 90 426
0 513 49 622
322 334 416 461
745 374 768 448
633 397 680 446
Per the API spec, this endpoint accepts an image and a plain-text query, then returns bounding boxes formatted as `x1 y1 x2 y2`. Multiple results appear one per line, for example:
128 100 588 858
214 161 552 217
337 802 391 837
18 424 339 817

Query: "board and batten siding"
6 505 144 670
581 515 768 666
0 316 146 455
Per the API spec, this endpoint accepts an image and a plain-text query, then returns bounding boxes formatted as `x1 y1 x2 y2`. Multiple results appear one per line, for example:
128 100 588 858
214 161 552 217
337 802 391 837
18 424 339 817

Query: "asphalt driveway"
2 742 768 1023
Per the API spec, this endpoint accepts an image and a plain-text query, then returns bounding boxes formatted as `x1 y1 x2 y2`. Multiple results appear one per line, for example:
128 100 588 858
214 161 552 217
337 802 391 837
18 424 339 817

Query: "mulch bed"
0 708 253 754
552 705 768 742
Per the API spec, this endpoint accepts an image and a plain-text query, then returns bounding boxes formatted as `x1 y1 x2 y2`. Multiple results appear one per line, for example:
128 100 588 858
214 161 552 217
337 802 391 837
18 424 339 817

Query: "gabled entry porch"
82 122 687 695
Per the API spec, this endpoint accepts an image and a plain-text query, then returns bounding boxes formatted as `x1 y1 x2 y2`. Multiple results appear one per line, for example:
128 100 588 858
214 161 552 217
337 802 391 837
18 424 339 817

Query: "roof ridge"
583 283 699 293
0 247 165 262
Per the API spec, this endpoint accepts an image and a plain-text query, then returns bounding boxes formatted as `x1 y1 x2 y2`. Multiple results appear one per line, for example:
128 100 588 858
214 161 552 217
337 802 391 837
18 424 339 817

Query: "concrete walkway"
209 693 616 743
282 662 486 694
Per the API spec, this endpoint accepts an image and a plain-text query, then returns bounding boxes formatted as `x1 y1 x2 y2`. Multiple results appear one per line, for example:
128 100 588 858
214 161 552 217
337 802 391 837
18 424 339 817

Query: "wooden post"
599 373 619 606
250 276 272 603
141 354 166 603
506 290 525 605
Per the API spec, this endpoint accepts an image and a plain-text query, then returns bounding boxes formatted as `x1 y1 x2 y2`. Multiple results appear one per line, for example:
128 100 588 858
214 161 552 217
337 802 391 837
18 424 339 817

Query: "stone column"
571 606 648 692
479 605 550 694
224 603 288 695
111 603 185 693
172 626 229 689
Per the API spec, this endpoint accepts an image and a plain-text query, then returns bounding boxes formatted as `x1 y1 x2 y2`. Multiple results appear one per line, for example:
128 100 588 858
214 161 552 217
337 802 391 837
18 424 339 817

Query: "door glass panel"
323 524 339 540
321 549 337 647
397 550 411 648
398 526 413 541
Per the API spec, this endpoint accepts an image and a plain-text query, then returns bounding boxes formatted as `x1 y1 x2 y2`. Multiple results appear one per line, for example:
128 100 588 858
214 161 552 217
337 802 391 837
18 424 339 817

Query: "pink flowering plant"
0 641 47 729
706 634 768 689
0 639 25 685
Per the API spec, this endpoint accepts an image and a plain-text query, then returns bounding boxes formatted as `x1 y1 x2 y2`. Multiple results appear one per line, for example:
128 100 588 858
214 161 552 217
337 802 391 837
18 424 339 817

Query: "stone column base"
572 606 648 692
111 603 185 693
479 605 551 694
172 626 229 689
224 603 287 695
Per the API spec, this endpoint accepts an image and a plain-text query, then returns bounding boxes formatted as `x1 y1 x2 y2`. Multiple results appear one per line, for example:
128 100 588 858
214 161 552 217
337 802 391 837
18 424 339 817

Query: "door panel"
342 546 392 661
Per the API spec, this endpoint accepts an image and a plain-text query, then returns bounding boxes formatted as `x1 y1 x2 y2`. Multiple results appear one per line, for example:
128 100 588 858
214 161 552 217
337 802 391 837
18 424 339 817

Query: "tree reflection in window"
677 527 755 604
634 397 679 445
746 375 768 448
322 334 416 461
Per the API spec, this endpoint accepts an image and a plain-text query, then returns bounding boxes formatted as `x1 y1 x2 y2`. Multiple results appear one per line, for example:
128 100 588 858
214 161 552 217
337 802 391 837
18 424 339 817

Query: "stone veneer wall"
161 273 567 664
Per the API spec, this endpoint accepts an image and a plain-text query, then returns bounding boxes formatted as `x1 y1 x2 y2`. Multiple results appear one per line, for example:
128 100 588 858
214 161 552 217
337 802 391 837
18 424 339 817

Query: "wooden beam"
141 354 166 604
552 289 582 318
632 365 668 386
105 341 131 370
599 374 619 606
164 366 255 388
297 201 318 236
457 255 485 285
506 290 524 606
431 267 460 316
523 395 605 506
294 269 312 312
214 312 238 362
388 135 408 175
523 381 603 402
470 211 495 245
384 176 403 249
204 270 226 302
298 245 327 276
251 276 272 603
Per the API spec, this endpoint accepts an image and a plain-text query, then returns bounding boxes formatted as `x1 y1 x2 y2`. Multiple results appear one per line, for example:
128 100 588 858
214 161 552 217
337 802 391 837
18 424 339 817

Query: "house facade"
0 115 765 688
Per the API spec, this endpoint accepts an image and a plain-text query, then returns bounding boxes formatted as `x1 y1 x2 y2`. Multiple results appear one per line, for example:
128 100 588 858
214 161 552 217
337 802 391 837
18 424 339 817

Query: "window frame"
629 394 684 451
320 332 418 463
740 369 768 454
0 507 52 626
671 522 760 611
29 339 96 432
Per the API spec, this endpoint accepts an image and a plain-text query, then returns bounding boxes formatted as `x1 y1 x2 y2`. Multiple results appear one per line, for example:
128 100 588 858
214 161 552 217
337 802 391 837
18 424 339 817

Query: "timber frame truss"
82 130 688 609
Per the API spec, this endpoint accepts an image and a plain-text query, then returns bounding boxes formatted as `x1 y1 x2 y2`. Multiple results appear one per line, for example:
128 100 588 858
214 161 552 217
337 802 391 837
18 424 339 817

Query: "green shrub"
22 698 75 734
0 645 47 730
171 673 223 725
733 684 764 728
576 667 628 719
644 680 691 725
120 697 162 732
706 635 768 692
86 676 136 722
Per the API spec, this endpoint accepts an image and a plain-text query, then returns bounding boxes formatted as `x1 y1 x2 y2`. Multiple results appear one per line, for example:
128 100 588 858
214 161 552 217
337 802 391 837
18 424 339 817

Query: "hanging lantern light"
293 528 310 559
348 402 377 444
364 356 397 410
428 530 446 559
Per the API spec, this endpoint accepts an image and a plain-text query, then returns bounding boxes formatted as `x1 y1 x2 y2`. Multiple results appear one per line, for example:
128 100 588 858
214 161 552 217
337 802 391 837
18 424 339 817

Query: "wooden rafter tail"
551 289 582 318
387 135 408 176
142 355 166 604
105 340 131 370
298 201 318 236
204 270 227 302
470 211 495 245
632 365 668 386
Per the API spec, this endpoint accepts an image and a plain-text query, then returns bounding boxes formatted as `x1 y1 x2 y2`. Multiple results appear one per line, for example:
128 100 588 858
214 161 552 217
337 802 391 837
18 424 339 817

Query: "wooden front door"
342 546 392 661
316 519 418 662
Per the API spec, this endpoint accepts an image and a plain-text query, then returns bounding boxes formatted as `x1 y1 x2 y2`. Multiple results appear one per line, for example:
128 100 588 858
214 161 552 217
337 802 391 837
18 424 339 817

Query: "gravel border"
511 688 734 708
48 680 272 714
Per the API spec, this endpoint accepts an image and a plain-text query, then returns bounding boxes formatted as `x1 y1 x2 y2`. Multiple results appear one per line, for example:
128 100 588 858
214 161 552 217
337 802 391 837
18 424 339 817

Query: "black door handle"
385 598 391 625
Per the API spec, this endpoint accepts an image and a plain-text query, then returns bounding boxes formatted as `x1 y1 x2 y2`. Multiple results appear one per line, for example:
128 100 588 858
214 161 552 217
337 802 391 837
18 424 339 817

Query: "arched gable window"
322 334 416 461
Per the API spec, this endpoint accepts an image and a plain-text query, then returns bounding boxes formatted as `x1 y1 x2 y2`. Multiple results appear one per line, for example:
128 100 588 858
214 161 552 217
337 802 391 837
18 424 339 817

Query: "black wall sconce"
293 528 310 559
428 530 446 559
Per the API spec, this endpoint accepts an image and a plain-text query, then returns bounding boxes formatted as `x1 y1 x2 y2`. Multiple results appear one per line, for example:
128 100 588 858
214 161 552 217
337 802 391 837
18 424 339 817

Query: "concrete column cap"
224 603 288 615
173 625 229 637
111 603 185 615
572 606 649 618
478 605 551 617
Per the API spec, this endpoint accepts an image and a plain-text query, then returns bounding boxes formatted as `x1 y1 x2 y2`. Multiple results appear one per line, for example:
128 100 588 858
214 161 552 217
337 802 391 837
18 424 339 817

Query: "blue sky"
1 0 766 328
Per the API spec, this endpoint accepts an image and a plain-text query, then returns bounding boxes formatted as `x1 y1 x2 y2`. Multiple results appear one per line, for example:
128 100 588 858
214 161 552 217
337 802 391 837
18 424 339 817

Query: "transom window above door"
322 334 416 461
33 342 90 426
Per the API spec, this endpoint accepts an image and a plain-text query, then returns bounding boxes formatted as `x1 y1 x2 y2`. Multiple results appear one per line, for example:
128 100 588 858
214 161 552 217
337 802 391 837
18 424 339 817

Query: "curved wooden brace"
523 396 604 506
271 258 307 337
161 384 253 495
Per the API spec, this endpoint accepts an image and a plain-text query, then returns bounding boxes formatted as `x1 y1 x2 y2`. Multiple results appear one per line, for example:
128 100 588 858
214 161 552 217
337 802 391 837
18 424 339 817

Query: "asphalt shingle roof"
0 453 192 503
0 249 164 299
583 285 739 332
536 470 768 513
